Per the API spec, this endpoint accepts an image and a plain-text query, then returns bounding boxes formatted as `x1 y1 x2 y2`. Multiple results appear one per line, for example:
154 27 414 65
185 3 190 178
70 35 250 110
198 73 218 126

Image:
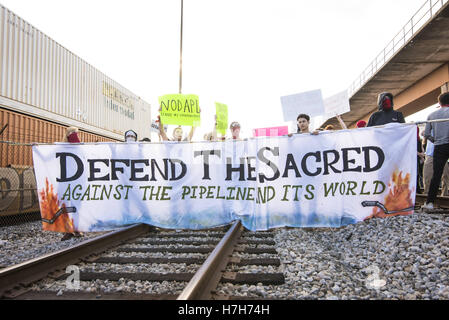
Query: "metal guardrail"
348 0 449 98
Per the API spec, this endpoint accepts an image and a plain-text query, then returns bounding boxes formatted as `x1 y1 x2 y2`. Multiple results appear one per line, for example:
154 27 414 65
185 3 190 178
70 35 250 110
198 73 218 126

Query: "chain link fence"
0 123 41 226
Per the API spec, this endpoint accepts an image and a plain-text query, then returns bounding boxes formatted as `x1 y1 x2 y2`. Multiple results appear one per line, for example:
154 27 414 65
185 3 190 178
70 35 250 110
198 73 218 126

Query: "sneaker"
421 202 434 210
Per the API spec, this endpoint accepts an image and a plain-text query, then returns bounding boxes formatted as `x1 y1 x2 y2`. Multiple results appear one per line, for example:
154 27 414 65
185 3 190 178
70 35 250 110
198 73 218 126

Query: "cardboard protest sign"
280 89 324 121
215 102 228 136
159 94 201 126
253 126 289 137
323 90 350 120
150 120 168 133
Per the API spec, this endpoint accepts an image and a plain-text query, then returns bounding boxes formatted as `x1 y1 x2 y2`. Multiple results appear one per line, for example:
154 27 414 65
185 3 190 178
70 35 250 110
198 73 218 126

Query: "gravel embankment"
216 212 449 300
0 221 109 268
3 213 449 299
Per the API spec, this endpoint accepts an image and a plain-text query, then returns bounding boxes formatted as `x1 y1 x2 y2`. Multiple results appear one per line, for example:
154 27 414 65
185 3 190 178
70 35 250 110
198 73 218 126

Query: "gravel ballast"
2 213 449 299
0 221 109 269
216 212 449 300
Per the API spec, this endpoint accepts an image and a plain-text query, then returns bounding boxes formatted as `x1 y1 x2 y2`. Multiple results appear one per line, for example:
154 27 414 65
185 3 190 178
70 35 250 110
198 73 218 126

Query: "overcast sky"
1 0 432 139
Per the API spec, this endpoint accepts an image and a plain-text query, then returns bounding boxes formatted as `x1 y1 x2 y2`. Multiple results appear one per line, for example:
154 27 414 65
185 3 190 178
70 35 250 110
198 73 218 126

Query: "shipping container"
0 4 151 141
0 107 116 167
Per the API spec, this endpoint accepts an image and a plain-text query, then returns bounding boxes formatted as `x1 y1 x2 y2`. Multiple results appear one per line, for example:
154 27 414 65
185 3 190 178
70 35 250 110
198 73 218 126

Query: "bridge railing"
348 0 449 98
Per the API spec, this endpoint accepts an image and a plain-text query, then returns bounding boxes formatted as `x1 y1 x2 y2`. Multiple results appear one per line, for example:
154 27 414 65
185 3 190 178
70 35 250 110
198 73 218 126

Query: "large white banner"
32 124 417 232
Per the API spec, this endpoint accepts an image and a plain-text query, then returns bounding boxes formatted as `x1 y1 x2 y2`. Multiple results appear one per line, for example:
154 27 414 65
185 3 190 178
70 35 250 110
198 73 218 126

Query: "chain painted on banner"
41 206 77 225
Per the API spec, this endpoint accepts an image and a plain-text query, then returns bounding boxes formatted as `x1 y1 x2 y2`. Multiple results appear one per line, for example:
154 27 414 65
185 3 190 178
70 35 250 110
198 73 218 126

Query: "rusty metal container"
0 107 116 167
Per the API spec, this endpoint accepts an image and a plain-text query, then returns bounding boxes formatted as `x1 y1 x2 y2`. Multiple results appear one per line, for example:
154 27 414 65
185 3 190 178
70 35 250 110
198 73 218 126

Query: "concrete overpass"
323 0 449 128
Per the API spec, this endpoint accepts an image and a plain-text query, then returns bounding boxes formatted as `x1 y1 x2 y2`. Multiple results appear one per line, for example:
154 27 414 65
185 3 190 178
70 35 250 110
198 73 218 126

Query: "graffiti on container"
104 98 135 120
102 82 134 110
0 167 39 216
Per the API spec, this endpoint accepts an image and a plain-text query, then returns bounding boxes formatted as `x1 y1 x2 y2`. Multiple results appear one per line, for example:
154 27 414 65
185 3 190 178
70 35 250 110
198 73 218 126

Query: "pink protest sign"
253 126 289 137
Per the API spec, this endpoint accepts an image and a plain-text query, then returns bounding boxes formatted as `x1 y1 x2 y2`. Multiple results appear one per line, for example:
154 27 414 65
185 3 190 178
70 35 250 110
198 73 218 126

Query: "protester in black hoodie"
367 92 405 127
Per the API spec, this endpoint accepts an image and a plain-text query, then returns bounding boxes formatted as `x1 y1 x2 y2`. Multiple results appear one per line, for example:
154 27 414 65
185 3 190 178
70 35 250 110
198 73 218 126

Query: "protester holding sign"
124 129 137 142
61 126 83 241
158 114 196 142
288 114 319 136
229 121 242 140
32 124 418 232
356 120 367 128
215 102 228 138
367 92 405 127
159 94 201 127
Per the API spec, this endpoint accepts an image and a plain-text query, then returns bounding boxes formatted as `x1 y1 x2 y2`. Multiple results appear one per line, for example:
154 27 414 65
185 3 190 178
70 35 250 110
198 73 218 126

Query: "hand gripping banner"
32 123 417 232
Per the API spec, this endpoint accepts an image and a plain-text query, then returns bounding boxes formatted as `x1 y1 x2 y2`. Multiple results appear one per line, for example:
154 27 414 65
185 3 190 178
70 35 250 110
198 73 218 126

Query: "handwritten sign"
323 90 350 120
150 120 168 133
280 89 324 121
215 102 228 136
159 94 201 126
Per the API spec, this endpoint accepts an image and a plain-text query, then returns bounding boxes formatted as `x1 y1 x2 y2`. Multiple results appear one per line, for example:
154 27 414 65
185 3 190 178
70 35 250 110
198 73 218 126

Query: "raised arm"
158 115 169 141
187 126 196 142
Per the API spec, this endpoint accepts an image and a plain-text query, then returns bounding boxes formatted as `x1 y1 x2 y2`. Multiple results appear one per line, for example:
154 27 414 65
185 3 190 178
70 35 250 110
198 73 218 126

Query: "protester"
124 129 137 142
204 115 222 141
422 92 449 209
63 126 81 143
417 127 424 194
356 120 367 128
140 137 151 142
61 126 83 241
229 121 241 140
290 114 319 136
422 136 449 195
296 114 311 133
367 92 405 127
158 115 196 142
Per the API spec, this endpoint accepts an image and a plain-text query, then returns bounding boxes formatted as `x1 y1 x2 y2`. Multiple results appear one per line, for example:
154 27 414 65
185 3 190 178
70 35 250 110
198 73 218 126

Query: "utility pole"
179 0 183 94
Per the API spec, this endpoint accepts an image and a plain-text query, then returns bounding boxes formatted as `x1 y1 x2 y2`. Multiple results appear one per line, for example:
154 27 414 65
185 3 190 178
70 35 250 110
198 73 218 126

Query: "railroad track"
415 194 449 211
0 221 285 300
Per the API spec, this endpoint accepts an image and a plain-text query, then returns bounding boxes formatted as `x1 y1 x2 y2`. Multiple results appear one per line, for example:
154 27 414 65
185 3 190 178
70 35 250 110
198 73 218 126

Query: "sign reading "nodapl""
159 94 201 126
32 123 417 233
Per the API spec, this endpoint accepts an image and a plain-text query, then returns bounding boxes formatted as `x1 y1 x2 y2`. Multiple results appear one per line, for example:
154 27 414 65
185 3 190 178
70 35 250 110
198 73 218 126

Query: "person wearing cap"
229 121 241 140
124 129 138 142
366 92 405 127
356 120 367 128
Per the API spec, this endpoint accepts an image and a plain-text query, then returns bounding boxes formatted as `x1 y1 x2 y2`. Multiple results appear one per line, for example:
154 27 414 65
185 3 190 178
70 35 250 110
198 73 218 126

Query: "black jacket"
367 92 405 127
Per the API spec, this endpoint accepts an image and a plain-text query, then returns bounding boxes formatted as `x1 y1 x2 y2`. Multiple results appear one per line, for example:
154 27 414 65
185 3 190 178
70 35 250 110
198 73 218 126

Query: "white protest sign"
280 89 325 121
323 90 350 120
150 120 168 133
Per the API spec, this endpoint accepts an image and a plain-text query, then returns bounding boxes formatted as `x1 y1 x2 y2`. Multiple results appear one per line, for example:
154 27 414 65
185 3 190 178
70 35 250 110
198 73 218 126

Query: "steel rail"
177 220 243 300
0 223 151 298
